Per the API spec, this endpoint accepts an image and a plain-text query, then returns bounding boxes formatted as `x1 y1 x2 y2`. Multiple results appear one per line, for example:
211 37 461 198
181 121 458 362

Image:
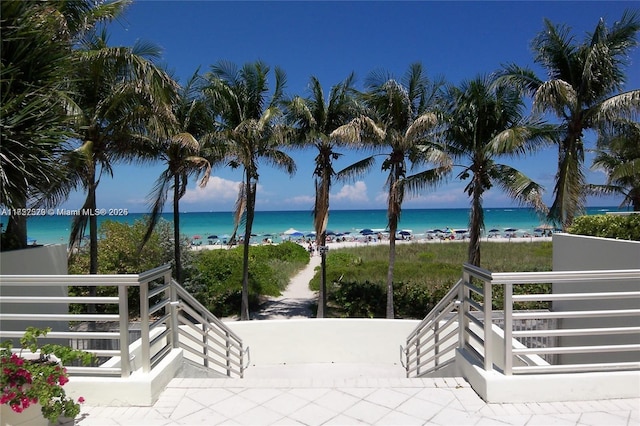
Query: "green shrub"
185 242 309 317
315 242 553 319
568 214 640 241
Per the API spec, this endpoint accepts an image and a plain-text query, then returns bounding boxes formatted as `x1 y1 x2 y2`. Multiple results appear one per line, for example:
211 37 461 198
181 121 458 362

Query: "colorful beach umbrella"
192 235 201 239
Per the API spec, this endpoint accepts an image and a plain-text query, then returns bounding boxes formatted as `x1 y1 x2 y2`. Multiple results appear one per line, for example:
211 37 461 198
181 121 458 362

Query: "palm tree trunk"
317 232 327 318
5 192 27 249
173 175 182 283
386 210 398 319
240 173 254 321
88 171 98 275
468 180 483 267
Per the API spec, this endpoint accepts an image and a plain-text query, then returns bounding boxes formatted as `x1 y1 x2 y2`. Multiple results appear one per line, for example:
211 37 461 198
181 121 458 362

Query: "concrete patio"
78 373 639 425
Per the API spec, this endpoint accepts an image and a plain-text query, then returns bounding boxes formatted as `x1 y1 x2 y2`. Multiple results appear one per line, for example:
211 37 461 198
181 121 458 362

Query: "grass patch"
310 241 552 319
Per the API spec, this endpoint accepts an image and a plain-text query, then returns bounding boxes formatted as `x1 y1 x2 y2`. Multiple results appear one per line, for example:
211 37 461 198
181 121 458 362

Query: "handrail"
404 264 640 378
172 281 246 377
0 264 246 380
404 279 462 377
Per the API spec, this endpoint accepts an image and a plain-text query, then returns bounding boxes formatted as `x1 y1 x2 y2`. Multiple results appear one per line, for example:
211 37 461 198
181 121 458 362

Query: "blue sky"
60 1 640 213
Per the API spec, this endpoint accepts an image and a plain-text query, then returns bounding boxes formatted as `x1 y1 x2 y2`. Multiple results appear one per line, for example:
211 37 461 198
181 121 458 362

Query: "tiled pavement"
77 376 639 425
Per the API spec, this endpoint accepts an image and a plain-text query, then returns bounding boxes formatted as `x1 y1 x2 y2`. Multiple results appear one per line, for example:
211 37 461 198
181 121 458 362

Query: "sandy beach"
192 233 553 252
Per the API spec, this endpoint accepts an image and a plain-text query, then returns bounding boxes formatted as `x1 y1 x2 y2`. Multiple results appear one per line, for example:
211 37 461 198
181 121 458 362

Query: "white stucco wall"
0 245 69 336
552 233 640 364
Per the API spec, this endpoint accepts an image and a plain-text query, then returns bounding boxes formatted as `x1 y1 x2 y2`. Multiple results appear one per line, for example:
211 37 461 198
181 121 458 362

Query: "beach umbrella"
326 230 337 236
504 228 517 233
536 224 554 230
431 229 444 234
360 228 374 234
488 229 500 233
192 235 201 240
207 235 218 239
290 231 304 237
283 228 300 235
398 230 412 236
455 229 468 234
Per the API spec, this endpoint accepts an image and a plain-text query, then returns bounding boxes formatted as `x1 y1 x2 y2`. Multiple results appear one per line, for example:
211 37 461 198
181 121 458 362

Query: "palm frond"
493 164 547 213
533 79 578 116
336 156 377 182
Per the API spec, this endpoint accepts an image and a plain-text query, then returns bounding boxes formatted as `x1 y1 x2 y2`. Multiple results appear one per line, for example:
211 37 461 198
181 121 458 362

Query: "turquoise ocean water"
0 206 624 245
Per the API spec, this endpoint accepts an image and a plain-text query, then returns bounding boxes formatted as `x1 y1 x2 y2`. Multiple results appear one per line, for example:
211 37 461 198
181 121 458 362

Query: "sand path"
251 254 321 320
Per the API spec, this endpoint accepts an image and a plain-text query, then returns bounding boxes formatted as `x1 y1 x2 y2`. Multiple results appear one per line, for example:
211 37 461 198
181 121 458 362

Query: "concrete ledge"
226 318 420 366
65 348 184 406
457 348 640 402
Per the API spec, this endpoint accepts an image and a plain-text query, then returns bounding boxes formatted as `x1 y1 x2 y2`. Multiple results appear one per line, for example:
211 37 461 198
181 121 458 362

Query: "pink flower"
78 397 85 403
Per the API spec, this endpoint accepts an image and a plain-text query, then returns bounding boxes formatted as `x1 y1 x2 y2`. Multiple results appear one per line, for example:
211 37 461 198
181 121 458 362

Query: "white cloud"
286 195 315 205
182 176 241 203
333 181 369 202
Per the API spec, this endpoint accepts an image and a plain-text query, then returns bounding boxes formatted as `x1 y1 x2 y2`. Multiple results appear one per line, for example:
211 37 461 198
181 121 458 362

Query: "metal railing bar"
174 284 243 343
177 309 242 350
148 283 171 299
149 327 171 347
136 264 172 283
464 312 484 330
513 344 640 355
150 345 172 369
406 305 457 347
489 269 640 284
177 328 242 357
415 341 460 371
465 297 484 313
512 291 640 302
0 296 119 304
465 326 484 346
0 314 119 321
513 362 640 375
150 313 171 331
463 264 494 282
513 326 640 338
0 331 121 339
149 298 170 316
406 281 461 338
179 344 241 374
512 309 640 320
464 282 484 297
0 275 140 286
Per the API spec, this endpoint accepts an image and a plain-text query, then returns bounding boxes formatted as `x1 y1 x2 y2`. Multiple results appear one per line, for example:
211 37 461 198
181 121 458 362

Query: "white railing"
0 265 246 378
402 280 461 376
405 264 640 377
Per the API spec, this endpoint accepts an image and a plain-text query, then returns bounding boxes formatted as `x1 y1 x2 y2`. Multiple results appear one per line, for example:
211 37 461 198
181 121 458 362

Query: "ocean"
0 206 624 246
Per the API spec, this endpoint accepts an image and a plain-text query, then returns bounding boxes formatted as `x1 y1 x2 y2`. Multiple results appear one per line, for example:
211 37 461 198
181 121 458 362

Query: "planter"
1 403 48 426
1 403 74 426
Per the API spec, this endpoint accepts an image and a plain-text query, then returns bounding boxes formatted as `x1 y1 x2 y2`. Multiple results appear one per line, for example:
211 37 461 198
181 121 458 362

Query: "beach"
2 206 617 246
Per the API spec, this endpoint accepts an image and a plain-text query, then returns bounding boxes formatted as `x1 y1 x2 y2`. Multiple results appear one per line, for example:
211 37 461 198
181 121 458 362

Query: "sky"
59 0 640 213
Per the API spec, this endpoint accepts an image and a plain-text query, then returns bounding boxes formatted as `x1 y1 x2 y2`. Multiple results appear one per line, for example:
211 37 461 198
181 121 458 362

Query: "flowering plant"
1 327 93 423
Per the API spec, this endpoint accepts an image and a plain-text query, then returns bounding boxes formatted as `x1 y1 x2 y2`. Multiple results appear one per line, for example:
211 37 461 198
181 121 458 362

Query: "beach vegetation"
442 74 554 267
334 63 450 318
498 10 640 230
202 61 296 320
0 0 119 250
64 28 178 278
310 242 552 319
568 213 640 240
185 242 308 317
68 218 190 316
284 73 361 317
588 120 640 211
141 70 214 284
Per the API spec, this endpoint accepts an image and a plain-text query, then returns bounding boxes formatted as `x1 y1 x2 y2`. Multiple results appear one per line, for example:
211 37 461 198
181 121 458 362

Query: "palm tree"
284 74 359 317
443 75 553 266
588 120 640 210
142 71 214 283
0 0 127 249
334 64 450 318
67 29 177 274
204 61 296 320
498 11 640 229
